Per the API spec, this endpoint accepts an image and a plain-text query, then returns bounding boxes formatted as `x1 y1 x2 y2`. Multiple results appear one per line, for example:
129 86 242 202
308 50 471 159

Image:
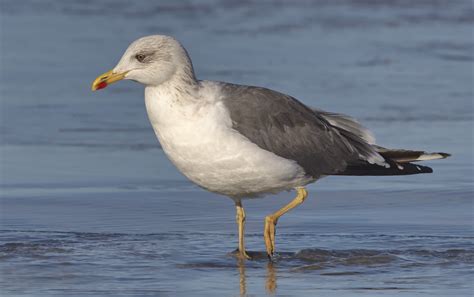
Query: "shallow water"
0 0 473 296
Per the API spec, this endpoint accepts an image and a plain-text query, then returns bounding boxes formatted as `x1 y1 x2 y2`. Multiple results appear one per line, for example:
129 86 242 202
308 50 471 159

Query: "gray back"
220 83 379 177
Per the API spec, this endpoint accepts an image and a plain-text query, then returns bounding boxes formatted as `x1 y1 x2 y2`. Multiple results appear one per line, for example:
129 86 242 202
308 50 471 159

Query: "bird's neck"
145 68 200 106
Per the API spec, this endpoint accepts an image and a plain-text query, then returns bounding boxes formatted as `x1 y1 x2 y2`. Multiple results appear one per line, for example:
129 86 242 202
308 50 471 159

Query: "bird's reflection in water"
236 256 277 296
265 262 277 294
237 259 247 296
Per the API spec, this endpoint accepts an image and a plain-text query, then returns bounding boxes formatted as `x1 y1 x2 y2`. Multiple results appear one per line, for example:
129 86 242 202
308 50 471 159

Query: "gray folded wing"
219 83 384 177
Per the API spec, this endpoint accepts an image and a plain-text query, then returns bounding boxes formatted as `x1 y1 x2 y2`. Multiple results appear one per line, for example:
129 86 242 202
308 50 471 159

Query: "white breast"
144 81 311 198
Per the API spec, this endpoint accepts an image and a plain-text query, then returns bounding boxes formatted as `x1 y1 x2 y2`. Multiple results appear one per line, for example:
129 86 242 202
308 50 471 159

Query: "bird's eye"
135 54 146 62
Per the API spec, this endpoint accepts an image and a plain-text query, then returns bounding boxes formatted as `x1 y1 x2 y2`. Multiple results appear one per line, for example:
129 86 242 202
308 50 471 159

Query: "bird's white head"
92 35 196 91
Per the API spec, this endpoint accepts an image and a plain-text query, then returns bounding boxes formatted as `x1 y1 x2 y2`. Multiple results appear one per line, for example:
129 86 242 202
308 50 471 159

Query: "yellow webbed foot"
264 215 277 259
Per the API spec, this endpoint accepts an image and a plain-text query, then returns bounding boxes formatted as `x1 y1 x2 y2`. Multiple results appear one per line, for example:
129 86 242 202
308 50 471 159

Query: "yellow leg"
236 200 251 260
264 187 308 258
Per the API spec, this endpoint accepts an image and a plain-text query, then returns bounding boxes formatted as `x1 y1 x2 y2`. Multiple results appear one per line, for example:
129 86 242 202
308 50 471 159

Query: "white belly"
144 85 311 198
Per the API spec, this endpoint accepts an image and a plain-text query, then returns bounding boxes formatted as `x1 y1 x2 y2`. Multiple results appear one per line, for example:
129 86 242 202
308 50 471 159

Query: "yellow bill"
91 70 128 91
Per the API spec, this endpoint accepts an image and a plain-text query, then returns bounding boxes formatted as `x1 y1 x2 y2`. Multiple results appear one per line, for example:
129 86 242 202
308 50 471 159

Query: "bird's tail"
317 108 451 176
374 146 451 163
336 146 450 176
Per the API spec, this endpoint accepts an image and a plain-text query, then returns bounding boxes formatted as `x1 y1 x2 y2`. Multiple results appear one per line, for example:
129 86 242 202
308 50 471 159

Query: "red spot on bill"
96 81 108 90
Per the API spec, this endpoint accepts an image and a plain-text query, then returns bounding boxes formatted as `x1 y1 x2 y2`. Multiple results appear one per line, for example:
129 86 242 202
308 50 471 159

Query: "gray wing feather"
220 83 384 177
316 109 376 144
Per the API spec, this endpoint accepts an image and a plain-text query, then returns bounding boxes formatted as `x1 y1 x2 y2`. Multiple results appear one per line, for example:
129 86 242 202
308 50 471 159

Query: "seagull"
92 35 450 260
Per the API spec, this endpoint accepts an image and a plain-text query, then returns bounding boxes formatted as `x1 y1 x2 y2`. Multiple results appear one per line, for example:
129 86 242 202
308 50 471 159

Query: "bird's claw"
264 216 277 260
230 248 252 260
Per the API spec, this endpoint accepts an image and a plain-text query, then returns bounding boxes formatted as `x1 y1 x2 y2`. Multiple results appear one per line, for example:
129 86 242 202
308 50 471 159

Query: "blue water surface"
0 1 473 296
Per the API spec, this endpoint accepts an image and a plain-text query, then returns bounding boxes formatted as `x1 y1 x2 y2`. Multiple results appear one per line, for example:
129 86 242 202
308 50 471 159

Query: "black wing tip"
422 165 434 173
391 162 434 175
336 161 434 176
